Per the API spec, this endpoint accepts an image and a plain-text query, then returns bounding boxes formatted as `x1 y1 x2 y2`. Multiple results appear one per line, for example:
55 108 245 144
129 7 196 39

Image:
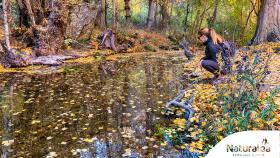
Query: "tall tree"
251 0 280 44
112 0 118 30
32 0 67 56
16 0 29 27
207 0 219 28
147 0 156 29
3 0 11 50
100 0 106 29
160 0 168 30
124 0 131 26
240 0 257 41
183 3 191 31
24 0 36 26
154 0 158 28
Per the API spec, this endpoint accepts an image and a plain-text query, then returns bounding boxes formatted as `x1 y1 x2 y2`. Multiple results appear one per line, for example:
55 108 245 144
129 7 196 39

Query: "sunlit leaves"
2 139 14 146
31 120 41 125
46 136 53 140
172 118 186 130
60 141 67 145
83 137 97 143
46 152 57 158
157 43 280 155
122 148 132 157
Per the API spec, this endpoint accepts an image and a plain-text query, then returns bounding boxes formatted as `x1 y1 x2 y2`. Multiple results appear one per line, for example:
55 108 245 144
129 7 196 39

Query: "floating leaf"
122 148 131 157
61 127 68 131
46 152 57 158
2 139 14 146
46 137 53 140
61 141 67 145
31 120 41 125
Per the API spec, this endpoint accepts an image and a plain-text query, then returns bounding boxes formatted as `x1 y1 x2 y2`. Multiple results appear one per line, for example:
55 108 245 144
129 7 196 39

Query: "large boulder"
66 3 98 40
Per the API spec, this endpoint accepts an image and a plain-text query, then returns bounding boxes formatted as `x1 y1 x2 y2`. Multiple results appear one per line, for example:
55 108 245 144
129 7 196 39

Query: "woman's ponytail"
209 28 223 44
209 29 216 44
199 28 224 45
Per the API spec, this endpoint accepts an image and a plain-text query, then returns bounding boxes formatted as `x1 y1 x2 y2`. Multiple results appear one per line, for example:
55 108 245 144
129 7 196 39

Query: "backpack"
219 41 237 74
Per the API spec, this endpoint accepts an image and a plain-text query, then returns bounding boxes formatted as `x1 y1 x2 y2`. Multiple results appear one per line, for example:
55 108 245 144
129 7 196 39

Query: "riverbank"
157 42 280 156
0 27 183 73
0 41 279 157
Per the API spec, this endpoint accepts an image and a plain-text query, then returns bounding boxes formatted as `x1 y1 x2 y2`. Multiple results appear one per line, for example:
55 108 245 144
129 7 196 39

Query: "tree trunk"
191 9 200 36
198 2 210 30
112 0 118 30
183 3 191 31
240 4 255 41
160 1 168 30
168 0 174 25
2 0 33 68
154 0 158 28
147 0 156 29
208 0 219 28
24 0 36 25
3 0 11 50
33 0 67 56
30 0 45 24
251 0 280 44
16 0 30 27
124 0 131 26
100 0 106 29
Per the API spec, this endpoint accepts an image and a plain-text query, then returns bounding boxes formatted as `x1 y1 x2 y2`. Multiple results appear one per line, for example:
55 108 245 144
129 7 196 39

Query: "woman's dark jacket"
202 38 221 62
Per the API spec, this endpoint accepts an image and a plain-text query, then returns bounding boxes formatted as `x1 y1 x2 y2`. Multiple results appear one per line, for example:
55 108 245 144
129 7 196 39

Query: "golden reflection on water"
0 53 187 157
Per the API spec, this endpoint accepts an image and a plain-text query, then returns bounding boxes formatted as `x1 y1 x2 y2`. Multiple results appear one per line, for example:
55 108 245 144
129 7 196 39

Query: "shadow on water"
0 53 194 157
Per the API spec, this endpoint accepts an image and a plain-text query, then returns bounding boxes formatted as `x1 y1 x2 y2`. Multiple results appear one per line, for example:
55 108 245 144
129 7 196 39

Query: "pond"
0 52 191 158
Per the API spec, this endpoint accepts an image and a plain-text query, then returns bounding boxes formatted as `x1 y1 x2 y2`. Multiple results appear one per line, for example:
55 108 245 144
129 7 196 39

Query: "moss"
144 44 157 52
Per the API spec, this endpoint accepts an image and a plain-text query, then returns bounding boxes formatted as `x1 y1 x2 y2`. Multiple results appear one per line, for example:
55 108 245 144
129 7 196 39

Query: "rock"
267 30 280 42
159 45 170 50
179 38 194 60
66 3 98 40
171 45 180 50
273 47 280 54
190 73 199 78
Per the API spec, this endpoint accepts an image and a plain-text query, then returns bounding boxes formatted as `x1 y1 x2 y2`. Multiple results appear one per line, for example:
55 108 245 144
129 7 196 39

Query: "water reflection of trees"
0 54 187 157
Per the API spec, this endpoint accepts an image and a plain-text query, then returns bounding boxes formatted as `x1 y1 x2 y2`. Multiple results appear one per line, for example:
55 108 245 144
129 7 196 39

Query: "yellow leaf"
217 135 223 141
31 120 41 125
2 139 14 146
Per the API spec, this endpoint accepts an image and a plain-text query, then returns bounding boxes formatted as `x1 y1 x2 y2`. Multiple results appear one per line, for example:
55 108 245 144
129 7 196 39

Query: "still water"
0 52 189 157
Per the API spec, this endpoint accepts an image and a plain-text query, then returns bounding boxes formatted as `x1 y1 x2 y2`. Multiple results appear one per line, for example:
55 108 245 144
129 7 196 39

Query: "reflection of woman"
197 28 224 79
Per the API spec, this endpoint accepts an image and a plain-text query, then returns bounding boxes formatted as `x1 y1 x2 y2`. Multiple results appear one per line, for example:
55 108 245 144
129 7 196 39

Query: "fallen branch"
31 55 78 66
164 90 195 126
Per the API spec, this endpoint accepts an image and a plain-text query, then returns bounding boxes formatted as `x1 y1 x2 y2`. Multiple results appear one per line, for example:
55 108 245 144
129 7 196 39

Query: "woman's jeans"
201 59 219 75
